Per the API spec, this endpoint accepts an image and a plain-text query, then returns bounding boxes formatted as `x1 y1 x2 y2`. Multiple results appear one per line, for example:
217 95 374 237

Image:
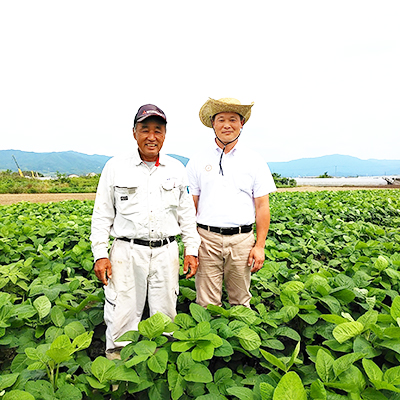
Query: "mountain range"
1 150 399 177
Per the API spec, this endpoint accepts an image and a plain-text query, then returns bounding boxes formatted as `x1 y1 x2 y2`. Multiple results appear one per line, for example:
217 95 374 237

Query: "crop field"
1 189 400 399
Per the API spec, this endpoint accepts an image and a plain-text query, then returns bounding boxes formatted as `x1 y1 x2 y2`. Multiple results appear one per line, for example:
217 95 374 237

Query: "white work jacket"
90 150 200 261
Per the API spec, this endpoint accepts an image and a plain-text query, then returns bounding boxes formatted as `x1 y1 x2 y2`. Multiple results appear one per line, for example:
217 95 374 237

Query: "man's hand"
183 255 198 279
94 258 112 285
248 245 265 273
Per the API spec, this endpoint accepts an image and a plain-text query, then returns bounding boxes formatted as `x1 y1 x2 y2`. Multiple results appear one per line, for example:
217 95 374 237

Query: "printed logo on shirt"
120 196 128 201
205 165 212 172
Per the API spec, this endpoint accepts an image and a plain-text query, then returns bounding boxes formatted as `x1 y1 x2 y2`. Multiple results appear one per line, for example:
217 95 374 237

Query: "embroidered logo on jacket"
120 196 128 201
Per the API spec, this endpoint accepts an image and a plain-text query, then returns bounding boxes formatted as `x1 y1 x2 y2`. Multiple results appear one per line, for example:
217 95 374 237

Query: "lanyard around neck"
214 129 242 176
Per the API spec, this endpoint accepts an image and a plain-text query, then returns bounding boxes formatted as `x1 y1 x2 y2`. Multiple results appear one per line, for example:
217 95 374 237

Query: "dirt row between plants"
0 186 398 206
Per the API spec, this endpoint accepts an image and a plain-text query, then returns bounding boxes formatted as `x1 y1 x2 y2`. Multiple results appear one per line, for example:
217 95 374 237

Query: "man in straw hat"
91 104 200 359
186 98 276 308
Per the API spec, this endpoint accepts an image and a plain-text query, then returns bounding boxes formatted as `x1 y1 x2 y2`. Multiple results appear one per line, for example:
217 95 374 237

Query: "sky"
1 1 399 163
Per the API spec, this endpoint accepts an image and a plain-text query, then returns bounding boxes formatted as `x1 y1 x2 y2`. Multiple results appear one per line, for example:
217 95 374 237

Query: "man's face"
133 117 166 161
212 112 244 144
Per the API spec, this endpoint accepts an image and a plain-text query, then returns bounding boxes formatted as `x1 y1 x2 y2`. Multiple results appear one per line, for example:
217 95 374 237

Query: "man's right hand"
94 258 112 285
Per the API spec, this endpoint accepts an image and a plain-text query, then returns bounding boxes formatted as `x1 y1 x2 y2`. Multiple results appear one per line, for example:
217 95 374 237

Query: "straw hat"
199 98 254 128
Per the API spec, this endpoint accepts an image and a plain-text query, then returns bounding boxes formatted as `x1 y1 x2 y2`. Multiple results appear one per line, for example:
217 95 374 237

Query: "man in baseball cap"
91 103 200 360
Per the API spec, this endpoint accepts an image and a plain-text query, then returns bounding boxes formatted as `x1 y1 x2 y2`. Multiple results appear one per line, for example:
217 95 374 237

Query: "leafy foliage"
0 189 400 399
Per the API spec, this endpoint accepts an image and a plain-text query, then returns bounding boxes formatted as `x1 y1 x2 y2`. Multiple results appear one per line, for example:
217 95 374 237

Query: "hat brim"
199 98 254 128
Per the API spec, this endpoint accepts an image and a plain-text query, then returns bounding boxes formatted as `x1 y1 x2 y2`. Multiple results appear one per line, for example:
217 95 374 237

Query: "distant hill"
0 150 110 176
1 150 399 177
0 150 189 175
268 154 400 177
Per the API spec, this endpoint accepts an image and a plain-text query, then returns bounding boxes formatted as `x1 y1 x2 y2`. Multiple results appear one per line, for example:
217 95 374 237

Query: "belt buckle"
149 240 155 249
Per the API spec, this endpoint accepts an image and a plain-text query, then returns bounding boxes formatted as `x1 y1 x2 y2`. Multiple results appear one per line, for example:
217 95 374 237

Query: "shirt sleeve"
90 160 115 261
186 158 200 196
176 166 201 256
253 158 277 198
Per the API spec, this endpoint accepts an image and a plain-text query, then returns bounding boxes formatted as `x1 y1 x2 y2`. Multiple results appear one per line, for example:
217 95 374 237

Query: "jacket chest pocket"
114 186 139 214
161 181 180 209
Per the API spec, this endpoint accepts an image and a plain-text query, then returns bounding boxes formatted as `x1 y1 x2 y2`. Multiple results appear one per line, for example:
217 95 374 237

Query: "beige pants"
195 229 255 308
104 239 180 351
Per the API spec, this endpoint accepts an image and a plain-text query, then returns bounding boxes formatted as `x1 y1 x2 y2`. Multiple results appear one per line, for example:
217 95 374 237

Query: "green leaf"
207 304 230 318
333 352 364 377
50 306 65 327
327 365 366 394
168 367 185 400
391 296 400 320
320 314 349 325
3 390 35 400
33 296 51 320
236 327 261 351
55 384 82 400
260 348 287 372
25 380 54 398
72 331 93 352
116 330 140 343
374 255 389 272
171 340 196 353
379 339 400 354
110 364 140 383
260 382 275 400
227 386 255 400
0 373 19 391
332 321 364 343
138 312 170 339
214 338 234 357
85 375 107 389
362 358 383 381
272 371 307 400
190 321 211 338
287 341 301 370
309 379 326 400
192 341 215 361
281 290 300 306
147 348 168 374
174 313 196 329
133 340 157 356
384 366 400 386
91 356 115 383
184 363 213 383
229 305 258 324
190 303 211 322
176 352 196 375
315 349 334 383
46 335 74 363
357 309 378 331
64 321 85 340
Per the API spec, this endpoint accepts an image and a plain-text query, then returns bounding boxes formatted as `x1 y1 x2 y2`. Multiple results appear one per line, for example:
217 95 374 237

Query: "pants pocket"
104 285 117 326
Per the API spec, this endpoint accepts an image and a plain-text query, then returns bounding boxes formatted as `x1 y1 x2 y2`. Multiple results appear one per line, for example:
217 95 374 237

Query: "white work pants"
104 239 180 351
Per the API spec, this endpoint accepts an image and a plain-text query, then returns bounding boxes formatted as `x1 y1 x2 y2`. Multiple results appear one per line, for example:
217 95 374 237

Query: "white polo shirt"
186 141 276 227
90 149 200 261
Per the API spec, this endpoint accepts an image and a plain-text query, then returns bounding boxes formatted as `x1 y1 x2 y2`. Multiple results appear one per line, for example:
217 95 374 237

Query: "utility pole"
12 155 24 177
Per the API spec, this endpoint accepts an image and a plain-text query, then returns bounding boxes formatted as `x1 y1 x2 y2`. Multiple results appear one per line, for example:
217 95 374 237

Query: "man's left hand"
248 246 265 273
183 255 199 279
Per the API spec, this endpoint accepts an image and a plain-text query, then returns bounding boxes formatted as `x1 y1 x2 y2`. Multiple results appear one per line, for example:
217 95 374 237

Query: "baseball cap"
134 104 167 126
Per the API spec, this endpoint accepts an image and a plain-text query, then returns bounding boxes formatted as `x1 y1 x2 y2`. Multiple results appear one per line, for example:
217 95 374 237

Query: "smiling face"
212 112 244 147
133 117 166 161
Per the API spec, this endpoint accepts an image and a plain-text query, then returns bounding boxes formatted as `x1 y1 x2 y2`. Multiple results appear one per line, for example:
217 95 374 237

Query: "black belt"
117 236 175 248
197 223 253 235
